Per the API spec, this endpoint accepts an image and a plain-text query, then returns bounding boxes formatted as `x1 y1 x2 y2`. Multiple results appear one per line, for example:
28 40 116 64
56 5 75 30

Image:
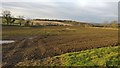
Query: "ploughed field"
2 26 118 66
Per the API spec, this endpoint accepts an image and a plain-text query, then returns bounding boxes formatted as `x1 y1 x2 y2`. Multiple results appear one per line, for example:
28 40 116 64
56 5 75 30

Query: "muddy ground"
2 26 118 66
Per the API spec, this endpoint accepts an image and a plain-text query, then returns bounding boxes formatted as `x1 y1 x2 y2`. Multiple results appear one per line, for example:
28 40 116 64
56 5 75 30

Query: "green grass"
46 46 119 66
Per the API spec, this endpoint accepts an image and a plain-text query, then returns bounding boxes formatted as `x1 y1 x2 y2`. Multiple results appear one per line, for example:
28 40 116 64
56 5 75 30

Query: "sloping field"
2 26 118 66
32 21 72 26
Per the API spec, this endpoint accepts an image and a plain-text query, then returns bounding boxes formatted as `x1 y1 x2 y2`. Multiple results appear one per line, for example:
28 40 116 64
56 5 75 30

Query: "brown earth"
2 26 118 67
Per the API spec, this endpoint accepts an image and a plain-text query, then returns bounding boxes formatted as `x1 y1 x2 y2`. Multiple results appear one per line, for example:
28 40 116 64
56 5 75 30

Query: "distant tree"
110 21 118 28
25 20 30 26
35 23 40 26
31 22 33 26
2 10 15 25
102 21 110 27
18 16 24 26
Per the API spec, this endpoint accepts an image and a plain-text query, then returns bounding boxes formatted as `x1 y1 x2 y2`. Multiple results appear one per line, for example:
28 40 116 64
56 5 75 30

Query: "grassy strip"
50 46 119 66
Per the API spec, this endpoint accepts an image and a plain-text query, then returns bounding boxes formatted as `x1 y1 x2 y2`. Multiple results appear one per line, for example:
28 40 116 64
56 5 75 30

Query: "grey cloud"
2 2 118 23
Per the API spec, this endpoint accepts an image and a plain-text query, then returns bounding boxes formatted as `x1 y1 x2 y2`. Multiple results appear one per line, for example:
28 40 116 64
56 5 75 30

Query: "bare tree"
2 10 15 25
102 21 110 27
25 20 31 26
18 16 24 26
110 21 118 28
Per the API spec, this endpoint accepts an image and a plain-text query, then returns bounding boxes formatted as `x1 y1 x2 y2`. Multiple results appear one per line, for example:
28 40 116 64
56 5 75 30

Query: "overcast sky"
1 0 120 23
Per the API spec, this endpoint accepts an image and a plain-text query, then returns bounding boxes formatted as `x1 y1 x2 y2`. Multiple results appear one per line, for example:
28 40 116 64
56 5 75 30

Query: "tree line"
93 21 119 28
2 10 31 26
1 10 119 28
